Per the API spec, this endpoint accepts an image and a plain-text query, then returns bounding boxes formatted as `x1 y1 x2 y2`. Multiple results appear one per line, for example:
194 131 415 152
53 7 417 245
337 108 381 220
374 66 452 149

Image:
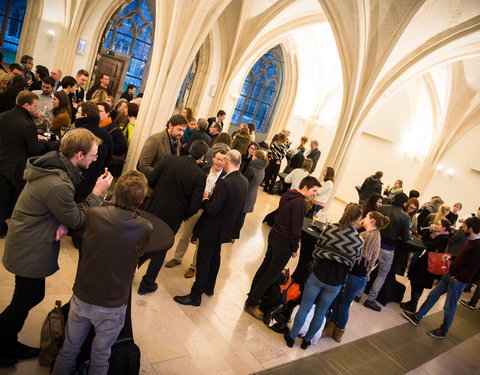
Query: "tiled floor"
0 190 477 374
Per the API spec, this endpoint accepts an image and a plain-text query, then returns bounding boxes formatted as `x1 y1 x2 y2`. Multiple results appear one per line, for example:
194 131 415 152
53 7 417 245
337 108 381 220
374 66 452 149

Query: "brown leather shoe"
332 327 345 343
321 320 336 337
165 259 181 268
184 268 195 278
244 305 263 320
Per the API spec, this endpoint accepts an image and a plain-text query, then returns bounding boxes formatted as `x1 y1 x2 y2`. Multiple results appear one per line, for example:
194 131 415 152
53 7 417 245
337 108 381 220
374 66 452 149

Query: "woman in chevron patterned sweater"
286 203 364 349
324 210 390 343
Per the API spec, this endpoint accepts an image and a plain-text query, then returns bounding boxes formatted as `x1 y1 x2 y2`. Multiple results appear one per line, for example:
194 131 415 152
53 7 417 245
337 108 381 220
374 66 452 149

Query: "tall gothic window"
231 46 284 133
176 53 199 110
0 0 27 63
103 0 154 91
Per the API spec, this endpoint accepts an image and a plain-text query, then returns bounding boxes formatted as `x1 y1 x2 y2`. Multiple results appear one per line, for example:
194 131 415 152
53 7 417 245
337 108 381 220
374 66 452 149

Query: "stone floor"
0 190 478 374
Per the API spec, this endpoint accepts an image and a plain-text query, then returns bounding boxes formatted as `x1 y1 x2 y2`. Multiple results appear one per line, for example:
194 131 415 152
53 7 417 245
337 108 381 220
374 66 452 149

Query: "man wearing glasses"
0 129 112 366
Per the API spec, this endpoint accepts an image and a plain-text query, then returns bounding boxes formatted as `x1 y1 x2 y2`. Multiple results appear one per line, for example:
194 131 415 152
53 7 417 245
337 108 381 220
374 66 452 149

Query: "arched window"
231 46 284 133
0 0 27 63
103 0 154 91
176 53 199 110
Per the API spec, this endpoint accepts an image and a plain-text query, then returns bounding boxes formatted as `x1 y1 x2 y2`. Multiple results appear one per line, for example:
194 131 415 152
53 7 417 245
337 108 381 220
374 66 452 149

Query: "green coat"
2 151 102 278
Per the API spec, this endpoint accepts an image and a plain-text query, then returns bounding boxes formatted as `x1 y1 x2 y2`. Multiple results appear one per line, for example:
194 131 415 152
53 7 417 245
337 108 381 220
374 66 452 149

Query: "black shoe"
363 300 381 312
137 282 158 295
402 310 420 326
427 328 446 339
300 339 311 350
205 290 214 297
173 294 201 306
14 342 40 359
354 295 361 303
399 301 416 314
0 222 7 238
284 333 294 348
0 352 17 366
460 300 475 310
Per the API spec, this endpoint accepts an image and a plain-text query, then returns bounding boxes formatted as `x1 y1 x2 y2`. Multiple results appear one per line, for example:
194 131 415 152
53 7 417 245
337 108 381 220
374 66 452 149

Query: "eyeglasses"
85 152 98 159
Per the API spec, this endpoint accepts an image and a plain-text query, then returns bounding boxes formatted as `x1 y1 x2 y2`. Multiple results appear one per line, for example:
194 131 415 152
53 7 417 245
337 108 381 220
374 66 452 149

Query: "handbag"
427 248 451 275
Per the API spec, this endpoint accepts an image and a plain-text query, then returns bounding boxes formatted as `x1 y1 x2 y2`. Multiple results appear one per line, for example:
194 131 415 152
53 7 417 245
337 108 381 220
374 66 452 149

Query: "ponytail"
369 211 390 230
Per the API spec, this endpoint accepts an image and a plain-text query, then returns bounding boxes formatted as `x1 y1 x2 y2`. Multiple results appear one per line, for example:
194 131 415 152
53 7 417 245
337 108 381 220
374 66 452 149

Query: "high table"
291 218 324 290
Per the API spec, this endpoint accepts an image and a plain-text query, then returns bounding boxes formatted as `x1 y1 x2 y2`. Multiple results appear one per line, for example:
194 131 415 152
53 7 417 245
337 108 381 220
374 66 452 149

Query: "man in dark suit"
174 150 248 306
0 91 49 237
305 140 321 173
137 140 210 294
120 84 136 101
207 109 226 132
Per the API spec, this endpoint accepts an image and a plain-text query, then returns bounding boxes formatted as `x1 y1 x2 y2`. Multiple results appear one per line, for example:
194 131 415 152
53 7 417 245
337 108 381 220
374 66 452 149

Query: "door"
94 55 126 98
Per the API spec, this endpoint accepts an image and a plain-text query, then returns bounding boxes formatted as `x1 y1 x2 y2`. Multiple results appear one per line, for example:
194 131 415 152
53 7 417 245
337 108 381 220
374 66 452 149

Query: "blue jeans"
415 273 467 333
330 274 367 329
52 295 127 375
290 273 342 341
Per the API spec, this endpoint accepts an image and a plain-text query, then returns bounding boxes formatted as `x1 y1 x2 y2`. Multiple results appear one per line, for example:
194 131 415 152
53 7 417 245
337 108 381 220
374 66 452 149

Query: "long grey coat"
2 152 101 278
244 159 267 213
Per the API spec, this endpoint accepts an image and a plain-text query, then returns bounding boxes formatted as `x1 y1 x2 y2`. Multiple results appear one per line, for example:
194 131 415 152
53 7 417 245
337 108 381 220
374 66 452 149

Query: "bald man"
174 150 248 306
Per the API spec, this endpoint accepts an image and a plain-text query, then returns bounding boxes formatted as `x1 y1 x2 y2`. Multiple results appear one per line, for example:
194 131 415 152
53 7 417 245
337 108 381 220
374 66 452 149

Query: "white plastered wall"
423 124 480 215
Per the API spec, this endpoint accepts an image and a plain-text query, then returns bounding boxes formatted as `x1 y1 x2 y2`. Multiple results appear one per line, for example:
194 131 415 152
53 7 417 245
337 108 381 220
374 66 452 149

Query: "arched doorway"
93 0 155 98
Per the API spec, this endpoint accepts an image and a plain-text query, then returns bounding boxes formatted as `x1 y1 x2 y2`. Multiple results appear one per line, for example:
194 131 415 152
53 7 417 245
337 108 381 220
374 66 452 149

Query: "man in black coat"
305 140 321 173
183 118 211 155
97 102 127 178
137 140 210 295
174 149 248 306
207 109 226 132
120 84 136 102
73 102 113 202
0 91 49 237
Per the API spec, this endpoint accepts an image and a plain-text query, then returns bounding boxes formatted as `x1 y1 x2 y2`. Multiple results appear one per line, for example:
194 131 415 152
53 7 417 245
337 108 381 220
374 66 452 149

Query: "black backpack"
107 338 141 375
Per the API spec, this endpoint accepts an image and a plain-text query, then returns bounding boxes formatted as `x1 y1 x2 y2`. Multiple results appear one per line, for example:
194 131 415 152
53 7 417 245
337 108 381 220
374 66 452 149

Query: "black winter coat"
359 176 382 202
73 116 113 202
0 105 49 189
146 155 206 234
408 232 449 288
194 170 248 243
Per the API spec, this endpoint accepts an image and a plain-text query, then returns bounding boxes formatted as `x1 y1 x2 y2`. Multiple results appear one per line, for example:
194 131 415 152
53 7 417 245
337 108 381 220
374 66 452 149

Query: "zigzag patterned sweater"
313 223 363 268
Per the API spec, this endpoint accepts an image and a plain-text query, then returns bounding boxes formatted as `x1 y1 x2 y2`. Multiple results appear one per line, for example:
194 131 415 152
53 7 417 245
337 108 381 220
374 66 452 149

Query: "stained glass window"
176 53 199 109
103 0 154 91
231 46 284 133
0 0 27 63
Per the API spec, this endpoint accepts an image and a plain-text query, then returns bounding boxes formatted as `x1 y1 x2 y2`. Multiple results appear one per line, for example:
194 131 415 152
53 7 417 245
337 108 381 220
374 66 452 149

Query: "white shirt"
284 169 309 190
205 168 223 194
314 180 334 204
32 90 53 125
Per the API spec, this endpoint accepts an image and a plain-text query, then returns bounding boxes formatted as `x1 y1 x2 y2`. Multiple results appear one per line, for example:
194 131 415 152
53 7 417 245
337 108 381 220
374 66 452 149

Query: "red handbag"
427 248 451 275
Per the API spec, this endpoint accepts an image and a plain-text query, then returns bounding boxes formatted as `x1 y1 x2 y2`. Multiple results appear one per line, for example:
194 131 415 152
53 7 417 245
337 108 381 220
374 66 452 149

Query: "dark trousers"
263 160 281 192
191 240 222 299
139 216 180 287
138 251 168 287
246 231 292 306
0 174 22 235
0 275 45 353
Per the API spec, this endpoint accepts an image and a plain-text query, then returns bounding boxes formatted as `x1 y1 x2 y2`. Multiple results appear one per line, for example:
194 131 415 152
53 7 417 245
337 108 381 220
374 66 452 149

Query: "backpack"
259 269 301 313
107 338 141 375
279 269 301 304
39 300 65 367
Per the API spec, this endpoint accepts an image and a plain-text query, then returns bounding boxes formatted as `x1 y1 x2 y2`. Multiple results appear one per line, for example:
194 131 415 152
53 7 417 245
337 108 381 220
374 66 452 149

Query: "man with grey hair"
174 150 248 306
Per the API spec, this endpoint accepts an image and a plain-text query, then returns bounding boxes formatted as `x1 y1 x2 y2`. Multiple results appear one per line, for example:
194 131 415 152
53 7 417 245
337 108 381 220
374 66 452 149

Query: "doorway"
93 54 127 98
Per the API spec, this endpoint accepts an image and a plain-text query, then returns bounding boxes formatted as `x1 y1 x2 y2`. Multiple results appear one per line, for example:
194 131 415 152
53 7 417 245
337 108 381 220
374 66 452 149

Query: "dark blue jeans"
330 274 367 329
415 273 466 333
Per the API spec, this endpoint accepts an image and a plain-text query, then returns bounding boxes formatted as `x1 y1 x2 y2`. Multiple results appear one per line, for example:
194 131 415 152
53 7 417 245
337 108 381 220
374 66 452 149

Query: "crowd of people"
0 53 479 373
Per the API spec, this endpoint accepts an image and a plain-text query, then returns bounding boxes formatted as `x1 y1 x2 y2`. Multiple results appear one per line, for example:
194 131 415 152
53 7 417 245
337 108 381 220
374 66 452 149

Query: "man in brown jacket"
137 114 187 177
